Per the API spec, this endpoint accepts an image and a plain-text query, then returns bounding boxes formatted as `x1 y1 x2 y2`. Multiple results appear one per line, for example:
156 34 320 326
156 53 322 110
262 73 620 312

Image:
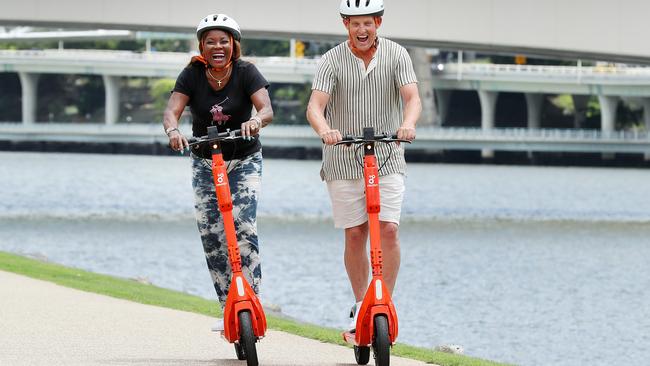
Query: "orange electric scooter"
335 127 410 366
188 127 267 366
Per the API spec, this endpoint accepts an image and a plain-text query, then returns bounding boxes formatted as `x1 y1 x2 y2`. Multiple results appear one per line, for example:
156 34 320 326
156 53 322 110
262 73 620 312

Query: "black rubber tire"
238 311 258 366
372 315 390 366
234 342 246 360
354 345 370 365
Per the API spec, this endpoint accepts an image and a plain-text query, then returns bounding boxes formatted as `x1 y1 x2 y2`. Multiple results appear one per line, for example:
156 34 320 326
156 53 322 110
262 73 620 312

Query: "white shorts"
326 174 405 229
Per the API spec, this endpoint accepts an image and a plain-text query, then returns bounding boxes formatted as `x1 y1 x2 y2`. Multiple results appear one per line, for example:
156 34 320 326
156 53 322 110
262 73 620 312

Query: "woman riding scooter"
162 13 273 331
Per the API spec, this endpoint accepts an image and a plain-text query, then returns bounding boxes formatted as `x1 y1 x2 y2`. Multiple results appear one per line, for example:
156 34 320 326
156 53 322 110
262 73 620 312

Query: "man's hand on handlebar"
320 129 343 145
396 126 416 142
168 130 189 152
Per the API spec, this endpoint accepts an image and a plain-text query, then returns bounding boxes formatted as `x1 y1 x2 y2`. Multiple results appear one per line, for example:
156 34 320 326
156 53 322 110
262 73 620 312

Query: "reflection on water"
2 152 650 366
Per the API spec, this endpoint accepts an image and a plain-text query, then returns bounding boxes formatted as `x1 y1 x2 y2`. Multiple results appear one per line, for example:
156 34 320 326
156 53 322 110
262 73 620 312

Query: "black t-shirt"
173 59 269 160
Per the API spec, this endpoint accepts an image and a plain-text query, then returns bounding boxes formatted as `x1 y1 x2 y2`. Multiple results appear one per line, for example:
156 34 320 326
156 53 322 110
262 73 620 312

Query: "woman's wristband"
165 127 179 136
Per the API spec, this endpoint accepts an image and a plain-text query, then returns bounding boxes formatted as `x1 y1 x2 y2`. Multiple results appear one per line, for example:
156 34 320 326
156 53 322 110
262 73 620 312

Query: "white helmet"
340 0 384 17
196 14 241 41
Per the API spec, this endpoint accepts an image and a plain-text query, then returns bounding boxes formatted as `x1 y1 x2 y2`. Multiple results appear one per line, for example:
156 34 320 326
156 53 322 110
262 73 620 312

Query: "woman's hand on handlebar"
168 130 189 152
320 129 343 145
241 118 261 140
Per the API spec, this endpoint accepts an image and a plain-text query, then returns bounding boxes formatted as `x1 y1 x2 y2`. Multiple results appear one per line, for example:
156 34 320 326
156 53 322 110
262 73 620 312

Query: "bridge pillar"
572 95 590 129
525 93 543 129
642 98 650 160
408 47 435 127
598 95 618 133
18 72 40 124
478 90 498 158
435 90 452 127
103 75 120 125
598 95 618 159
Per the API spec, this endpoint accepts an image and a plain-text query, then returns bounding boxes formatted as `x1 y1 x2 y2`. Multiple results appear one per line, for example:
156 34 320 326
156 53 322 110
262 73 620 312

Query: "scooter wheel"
238 311 259 366
372 315 390 366
354 345 370 365
234 342 246 360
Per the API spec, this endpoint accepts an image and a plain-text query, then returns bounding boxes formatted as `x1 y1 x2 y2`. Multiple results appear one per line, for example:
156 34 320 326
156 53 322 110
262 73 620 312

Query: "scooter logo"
367 174 378 187
216 172 226 186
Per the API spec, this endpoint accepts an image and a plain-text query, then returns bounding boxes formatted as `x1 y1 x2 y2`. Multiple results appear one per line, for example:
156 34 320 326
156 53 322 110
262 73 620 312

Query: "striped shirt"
312 37 418 181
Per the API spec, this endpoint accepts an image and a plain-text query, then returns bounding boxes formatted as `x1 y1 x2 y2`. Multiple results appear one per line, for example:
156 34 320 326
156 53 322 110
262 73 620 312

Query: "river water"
1 151 649 366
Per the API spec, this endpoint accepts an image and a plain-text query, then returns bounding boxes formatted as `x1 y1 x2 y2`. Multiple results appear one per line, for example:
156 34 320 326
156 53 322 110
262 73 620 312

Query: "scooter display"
188 127 267 366
335 127 410 366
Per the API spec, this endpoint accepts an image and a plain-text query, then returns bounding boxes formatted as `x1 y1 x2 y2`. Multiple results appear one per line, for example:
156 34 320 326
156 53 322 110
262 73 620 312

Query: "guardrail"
1 123 649 153
440 62 650 84
0 49 320 65
5 49 650 86
0 49 318 81
421 127 650 141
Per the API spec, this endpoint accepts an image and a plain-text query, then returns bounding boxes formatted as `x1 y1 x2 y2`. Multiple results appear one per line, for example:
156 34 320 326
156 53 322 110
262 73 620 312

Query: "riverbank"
0 251 510 366
4 152 649 365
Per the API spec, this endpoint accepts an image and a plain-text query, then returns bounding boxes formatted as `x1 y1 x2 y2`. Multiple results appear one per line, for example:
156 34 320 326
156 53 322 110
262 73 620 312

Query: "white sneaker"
211 318 224 332
347 301 362 333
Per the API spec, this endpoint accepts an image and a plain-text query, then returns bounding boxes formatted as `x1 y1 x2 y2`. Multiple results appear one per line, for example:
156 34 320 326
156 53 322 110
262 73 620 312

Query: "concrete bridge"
3 0 650 63
3 49 650 142
0 49 317 126
433 62 650 145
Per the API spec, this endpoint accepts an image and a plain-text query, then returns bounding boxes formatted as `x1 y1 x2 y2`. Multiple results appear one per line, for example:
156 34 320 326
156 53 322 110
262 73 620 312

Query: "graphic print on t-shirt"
210 97 231 125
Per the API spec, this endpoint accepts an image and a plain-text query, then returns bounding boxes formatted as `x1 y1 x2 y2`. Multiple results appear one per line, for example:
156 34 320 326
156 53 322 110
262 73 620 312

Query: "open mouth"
211 53 226 62
356 35 369 44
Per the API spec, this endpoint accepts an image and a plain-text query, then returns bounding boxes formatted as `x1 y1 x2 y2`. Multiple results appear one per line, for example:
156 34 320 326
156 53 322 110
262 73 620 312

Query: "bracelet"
165 127 179 136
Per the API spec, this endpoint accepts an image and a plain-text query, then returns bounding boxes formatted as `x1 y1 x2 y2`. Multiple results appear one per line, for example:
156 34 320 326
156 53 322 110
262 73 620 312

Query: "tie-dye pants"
191 151 262 305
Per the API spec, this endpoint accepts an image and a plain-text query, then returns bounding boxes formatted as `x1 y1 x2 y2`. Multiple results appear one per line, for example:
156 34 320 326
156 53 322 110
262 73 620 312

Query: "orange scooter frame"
338 127 408 358
207 127 267 342
191 127 266 364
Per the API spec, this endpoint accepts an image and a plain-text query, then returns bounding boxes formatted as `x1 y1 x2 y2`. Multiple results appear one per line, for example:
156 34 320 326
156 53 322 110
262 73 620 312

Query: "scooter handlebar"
334 133 411 146
188 129 250 147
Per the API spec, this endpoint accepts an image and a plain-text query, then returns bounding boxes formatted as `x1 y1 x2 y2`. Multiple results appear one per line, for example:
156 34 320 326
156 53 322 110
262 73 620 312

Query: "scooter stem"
206 128 267 344
364 151 383 277
342 127 399 349
211 142 243 273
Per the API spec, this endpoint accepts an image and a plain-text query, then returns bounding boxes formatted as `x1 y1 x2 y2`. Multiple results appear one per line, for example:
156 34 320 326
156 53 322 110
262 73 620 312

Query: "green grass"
0 251 513 366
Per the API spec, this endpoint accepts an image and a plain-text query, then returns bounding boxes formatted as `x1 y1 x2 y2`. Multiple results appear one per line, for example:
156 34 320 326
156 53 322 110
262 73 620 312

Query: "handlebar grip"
212 129 242 138
373 133 398 139
191 129 244 144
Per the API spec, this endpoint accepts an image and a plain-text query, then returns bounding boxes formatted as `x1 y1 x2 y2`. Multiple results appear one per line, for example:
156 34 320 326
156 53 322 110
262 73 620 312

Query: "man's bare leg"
379 221 400 294
344 222 369 302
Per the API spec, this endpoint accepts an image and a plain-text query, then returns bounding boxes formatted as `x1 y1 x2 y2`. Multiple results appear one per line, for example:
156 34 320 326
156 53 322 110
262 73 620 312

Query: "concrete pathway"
0 270 432 366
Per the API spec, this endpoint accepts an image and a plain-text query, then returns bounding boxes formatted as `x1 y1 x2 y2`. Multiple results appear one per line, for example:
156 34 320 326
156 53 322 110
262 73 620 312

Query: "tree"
150 78 176 121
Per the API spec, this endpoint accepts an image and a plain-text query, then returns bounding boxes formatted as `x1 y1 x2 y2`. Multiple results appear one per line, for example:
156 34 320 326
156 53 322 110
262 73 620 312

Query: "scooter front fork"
353 277 399 346
222 272 267 343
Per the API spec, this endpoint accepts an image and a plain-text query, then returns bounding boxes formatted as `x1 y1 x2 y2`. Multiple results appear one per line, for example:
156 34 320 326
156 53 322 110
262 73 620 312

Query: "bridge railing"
6 48 650 84
0 48 320 67
0 48 189 62
420 126 650 141
1 122 648 142
1 123 649 153
440 62 650 84
0 49 318 81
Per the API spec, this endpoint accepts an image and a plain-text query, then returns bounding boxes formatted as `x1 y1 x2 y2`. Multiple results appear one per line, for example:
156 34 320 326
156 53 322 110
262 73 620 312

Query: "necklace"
207 67 231 87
